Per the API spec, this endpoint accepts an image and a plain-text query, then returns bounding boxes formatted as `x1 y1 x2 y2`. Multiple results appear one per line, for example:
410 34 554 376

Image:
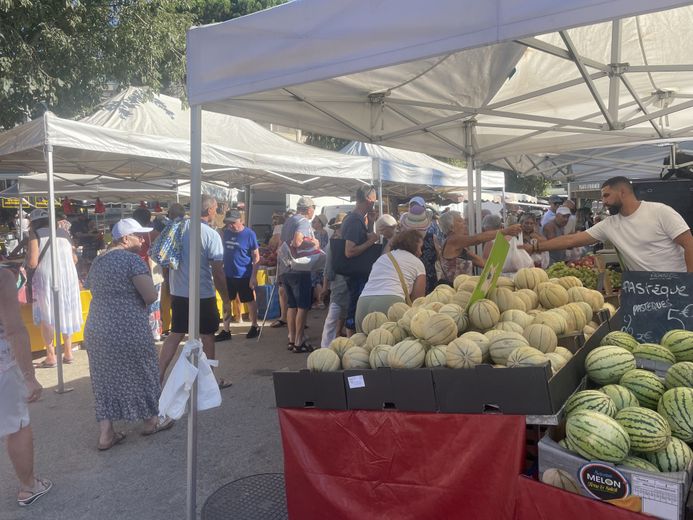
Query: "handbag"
387 252 412 305
331 238 382 277
277 242 326 273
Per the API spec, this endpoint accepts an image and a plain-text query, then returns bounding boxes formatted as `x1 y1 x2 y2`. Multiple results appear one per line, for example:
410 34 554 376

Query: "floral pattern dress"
84 249 160 422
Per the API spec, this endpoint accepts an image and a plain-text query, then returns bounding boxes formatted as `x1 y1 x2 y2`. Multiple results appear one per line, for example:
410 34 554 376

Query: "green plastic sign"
466 232 510 311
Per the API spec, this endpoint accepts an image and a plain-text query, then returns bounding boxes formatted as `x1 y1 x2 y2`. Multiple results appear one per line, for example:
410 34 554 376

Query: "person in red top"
61 197 74 216
94 197 106 214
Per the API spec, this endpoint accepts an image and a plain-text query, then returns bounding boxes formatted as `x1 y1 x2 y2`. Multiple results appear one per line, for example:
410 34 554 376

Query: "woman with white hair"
375 214 397 253
437 211 521 284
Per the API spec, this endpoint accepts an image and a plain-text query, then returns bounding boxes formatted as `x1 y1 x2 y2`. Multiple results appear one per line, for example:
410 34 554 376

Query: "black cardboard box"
343 368 437 412
273 370 347 410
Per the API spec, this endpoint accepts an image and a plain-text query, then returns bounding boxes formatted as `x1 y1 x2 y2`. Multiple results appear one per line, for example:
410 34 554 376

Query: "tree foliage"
0 0 284 130
504 170 550 197
303 133 350 152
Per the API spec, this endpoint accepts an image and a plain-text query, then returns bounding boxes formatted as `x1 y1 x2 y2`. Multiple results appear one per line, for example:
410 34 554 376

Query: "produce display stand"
273 313 619 519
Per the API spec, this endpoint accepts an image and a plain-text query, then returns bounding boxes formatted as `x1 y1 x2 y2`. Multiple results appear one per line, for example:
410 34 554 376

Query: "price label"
631 474 680 518
347 375 365 389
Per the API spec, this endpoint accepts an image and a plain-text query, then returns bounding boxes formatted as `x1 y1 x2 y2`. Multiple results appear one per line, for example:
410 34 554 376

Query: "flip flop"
270 320 287 328
34 361 56 369
17 478 53 507
142 417 174 436
218 379 233 389
98 432 126 451
291 342 314 354
62 358 74 364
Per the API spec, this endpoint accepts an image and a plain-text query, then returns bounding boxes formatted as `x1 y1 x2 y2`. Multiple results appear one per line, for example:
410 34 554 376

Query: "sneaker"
215 330 232 342
246 325 260 339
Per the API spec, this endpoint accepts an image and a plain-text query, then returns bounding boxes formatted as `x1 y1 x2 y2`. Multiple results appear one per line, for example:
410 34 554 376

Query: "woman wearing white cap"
83 218 172 450
26 209 82 367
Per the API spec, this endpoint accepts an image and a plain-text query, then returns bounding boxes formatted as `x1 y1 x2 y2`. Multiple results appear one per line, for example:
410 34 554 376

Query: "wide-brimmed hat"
29 209 49 221
330 212 347 229
399 210 431 233
112 218 153 240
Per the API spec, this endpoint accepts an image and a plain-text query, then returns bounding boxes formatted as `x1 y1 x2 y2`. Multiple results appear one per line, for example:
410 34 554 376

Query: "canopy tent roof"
187 1 693 169
0 173 234 202
0 87 374 196
339 141 505 190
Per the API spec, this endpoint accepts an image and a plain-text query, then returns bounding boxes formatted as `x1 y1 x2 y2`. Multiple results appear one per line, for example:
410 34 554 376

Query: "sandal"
98 431 126 451
291 342 314 354
17 477 53 507
34 360 56 369
142 417 174 436
287 341 295 351
62 357 74 364
270 320 287 328
218 379 233 389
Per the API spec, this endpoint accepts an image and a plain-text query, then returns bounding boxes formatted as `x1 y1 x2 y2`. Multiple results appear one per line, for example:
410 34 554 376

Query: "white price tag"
631 474 680 519
347 375 365 389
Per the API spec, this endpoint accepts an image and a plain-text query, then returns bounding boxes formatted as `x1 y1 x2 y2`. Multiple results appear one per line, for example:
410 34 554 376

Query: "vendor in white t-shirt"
354 229 426 332
524 176 693 272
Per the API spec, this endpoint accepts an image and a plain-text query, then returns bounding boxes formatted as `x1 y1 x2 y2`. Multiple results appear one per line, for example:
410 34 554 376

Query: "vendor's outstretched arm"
530 231 597 254
674 230 693 272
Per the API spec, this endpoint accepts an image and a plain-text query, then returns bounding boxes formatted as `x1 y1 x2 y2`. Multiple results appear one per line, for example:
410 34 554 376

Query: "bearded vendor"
523 176 693 272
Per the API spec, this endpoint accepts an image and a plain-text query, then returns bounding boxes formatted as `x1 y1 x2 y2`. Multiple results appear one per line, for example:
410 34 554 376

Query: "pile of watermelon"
551 328 693 478
307 268 618 375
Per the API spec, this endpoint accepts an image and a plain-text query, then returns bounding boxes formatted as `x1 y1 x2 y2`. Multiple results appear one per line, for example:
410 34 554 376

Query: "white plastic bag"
503 235 535 274
196 350 221 411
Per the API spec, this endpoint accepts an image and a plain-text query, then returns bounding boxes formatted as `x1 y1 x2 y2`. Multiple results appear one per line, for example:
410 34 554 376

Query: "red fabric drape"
513 476 650 520
279 409 526 520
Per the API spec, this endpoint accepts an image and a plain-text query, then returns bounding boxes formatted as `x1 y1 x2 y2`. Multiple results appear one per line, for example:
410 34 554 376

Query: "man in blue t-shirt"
217 209 260 341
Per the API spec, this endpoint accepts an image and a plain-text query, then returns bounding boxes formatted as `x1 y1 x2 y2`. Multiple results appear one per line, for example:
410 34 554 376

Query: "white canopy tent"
185 1 693 516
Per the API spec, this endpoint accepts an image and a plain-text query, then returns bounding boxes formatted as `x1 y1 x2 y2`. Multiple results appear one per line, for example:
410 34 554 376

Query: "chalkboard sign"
620 271 693 343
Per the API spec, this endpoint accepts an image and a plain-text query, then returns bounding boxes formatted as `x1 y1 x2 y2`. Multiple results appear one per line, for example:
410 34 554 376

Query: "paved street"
0 311 323 519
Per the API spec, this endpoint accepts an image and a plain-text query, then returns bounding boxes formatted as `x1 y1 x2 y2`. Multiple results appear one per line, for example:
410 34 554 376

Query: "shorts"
281 272 312 310
171 295 220 335
226 277 255 303
0 365 30 438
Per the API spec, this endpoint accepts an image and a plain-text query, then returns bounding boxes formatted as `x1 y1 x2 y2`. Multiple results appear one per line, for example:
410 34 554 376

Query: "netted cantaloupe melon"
453 274 471 291
341 347 371 369
485 329 507 341
446 338 482 369
514 267 547 290
349 333 367 347
489 287 526 313
539 284 570 309
307 348 342 372
412 296 426 307
451 291 473 309
461 331 491 361
554 346 574 361
369 345 392 368
555 276 583 290
523 323 558 354
410 309 439 339
438 303 469 334
422 313 458 346
489 332 530 365
388 339 426 368
532 311 567 335
361 311 388 334
387 301 411 322
365 328 395 352
469 299 501 330
494 321 525 334
398 307 418 333
516 288 540 310
330 337 355 358
425 346 447 367
379 321 408 343
506 346 548 368
500 309 534 329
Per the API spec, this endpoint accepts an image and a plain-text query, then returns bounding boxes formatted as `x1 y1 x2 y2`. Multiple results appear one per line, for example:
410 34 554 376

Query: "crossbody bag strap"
387 252 412 305
36 237 51 267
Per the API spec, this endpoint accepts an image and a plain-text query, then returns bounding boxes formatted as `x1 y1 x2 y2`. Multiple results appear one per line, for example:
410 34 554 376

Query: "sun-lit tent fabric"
340 141 505 189
0 87 374 196
187 2 693 165
0 173 234 202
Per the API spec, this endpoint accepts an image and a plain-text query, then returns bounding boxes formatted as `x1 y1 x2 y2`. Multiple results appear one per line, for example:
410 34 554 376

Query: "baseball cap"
548 195 563 204
112 218 153 240
224 209 242 223
297 196 315 209
29 209 49 221
556 206 572 216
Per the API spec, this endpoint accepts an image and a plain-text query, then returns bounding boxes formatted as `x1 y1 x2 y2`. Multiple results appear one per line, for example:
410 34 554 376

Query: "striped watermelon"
601 331 639 352
505 346 548 368
617 456 660 473
665 362 693 389
614 406 670 452
599 384 640 411
661 329 693 362
585 346 636 385
565 410 630 463
633 343 676 365
564 390 617 417
642 437 693 472
657 387 693 443
620 369 666 410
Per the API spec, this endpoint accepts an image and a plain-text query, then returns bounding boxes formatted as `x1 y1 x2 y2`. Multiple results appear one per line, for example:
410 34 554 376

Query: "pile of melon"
542 328 693 494
307 268 614 376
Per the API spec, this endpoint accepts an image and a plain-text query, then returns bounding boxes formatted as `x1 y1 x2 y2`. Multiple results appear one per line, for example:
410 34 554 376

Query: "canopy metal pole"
466 158 475 236
475 168 482 234
186 105 202 520
245 184 252 226
501 187 508 224
608 19 622 124
374 158 383 218
18 197 24 242
45 144 72 394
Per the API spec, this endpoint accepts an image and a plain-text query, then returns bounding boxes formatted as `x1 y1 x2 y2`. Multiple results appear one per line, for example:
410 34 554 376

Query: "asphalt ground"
0 310 324 519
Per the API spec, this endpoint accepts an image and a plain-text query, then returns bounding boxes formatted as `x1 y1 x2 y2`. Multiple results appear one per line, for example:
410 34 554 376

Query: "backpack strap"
387 252 412 305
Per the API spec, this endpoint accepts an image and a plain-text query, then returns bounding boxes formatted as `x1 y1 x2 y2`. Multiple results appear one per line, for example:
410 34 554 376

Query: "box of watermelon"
539 427 692 520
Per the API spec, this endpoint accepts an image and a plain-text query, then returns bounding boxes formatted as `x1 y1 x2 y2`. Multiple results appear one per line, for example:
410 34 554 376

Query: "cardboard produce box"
539 432 693 520
273 370 347 410
343 367 437 412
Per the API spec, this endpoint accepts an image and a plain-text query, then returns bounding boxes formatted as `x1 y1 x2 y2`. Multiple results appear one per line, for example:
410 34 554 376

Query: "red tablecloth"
279 409 526 520
514 476 649 520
